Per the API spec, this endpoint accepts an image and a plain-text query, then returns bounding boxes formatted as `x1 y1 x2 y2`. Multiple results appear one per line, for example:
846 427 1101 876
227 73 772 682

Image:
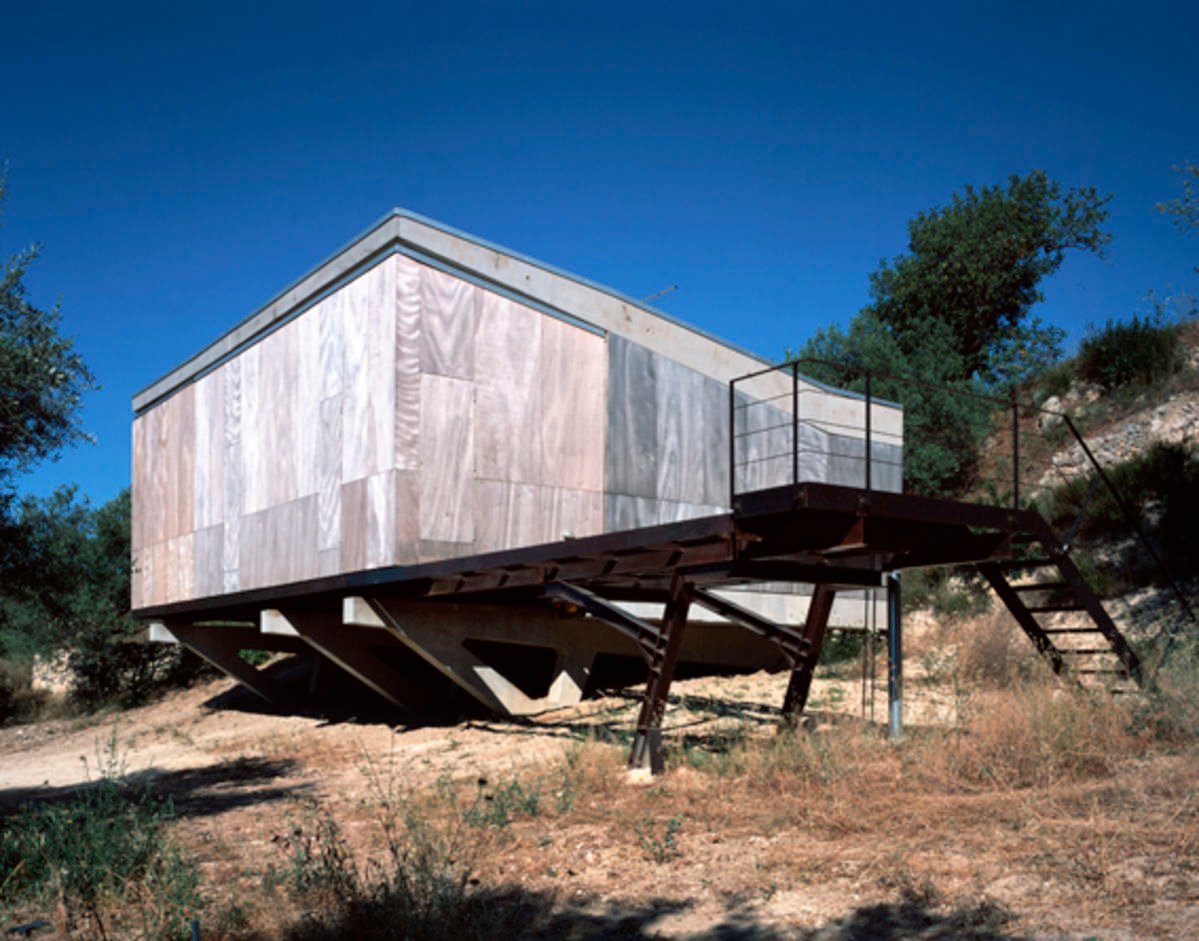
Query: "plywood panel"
193 369 225 530
419 264 476 379
606 336 658 499
655 356 707 503
131 416 147 554
193 524 223 599
294 309 322 498
239 343 265 514
363 473 395 569
259 324 300 507
342 264 396 482
540 486 603 543
473 479 541 553
166 533 195 604
419 374 474 543
698 372 730 507
222 354 242 587
317 396 341 552
475 292 541 483
317 292 344 400
393 469 420 564
395 256 422 470
169 385 196 542
539 317 605 491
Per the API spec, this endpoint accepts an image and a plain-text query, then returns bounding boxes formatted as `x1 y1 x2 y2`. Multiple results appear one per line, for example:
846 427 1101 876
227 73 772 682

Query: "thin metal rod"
864 371 872 493
887 573 902 741
792 362 799 487
1011 398 1020 510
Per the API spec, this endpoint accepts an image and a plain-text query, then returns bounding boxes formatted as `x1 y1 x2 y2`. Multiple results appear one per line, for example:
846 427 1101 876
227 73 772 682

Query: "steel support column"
887 572 902 741
780 583 837 725
629 572 693 774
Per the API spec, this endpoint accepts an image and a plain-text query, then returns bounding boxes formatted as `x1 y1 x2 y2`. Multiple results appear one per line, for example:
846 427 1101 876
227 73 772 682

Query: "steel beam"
780 584 837 725
629 572 693 774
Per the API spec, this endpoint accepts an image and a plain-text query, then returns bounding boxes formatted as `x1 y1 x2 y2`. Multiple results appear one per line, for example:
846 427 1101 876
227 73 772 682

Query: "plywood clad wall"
132 255 608 609
604 335 729 530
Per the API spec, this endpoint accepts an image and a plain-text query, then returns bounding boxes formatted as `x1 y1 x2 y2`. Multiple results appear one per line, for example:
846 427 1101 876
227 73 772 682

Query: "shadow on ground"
267 886 1028 940
0 756 308 819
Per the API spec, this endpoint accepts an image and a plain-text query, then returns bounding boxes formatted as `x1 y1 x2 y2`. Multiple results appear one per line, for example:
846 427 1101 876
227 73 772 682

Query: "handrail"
728 357 1198 647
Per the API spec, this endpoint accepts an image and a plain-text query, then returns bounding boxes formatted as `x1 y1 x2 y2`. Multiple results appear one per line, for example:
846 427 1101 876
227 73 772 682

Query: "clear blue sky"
3 1 1196 505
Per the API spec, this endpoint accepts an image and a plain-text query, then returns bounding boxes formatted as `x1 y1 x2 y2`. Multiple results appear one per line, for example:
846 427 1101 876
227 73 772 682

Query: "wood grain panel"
294 310 321 497
475 292 541 483
169 385 196 541
698 372 730 507
131 416 147 553
166 533 194 604
541 486 603 543
342 264 396 482
473 479 541 553
317 396 342 552
193 369 225 530
317 292 344 400
393 469 420 564
419 374 474 544
222 352 243 588
539 317 605 491
130 541 146 610
258 324 299 507
239 343 265 514
193 524 223 599
419 264 476 379
394 256 421 470
654 356 706 504
339 477 368 573
605 336 658 499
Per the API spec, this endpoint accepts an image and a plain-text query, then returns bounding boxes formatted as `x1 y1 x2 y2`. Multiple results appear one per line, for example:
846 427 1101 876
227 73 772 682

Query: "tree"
0 173 95 504
0 173 95 589
1156 163 1199 272
792 171 1111 496
866 170 1108 384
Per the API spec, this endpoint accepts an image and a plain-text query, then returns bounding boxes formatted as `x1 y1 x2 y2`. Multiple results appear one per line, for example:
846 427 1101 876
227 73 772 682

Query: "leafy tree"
0 173 95 576
0 488 182 710
792 171 1110 496
867 170 1107 384
1156 163 1199 272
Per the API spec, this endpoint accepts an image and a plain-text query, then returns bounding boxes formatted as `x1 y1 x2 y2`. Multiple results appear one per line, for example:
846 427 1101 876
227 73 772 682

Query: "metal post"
886 572 902 741
728 379 736 508
791 363 799 487
1011 398 1020 510
864 372 873 493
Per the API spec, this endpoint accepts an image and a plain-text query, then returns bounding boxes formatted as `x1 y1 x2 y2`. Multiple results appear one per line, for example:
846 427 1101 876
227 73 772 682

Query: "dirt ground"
1 651 1196 940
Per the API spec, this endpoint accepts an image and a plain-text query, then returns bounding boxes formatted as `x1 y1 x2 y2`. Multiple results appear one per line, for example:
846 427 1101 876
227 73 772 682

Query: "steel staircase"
978 517 1144 692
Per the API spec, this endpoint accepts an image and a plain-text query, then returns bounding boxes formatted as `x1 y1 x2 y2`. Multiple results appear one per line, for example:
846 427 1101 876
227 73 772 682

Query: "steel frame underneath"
137 482 1055 773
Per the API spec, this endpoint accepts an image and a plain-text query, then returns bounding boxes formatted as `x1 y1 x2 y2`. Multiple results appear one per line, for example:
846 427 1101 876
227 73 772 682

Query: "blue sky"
3 1 1196 505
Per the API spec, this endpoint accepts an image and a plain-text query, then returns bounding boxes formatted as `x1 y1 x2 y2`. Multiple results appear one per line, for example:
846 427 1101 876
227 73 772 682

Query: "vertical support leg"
887 572 903 741
629 573 693 774
780 584 837 725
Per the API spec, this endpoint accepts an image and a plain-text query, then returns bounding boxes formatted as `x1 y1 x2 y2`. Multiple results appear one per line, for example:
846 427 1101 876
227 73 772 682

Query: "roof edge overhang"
133 209 780 414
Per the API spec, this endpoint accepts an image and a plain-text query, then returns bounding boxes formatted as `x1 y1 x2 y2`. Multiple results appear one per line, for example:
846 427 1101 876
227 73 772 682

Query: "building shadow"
0 755 308 820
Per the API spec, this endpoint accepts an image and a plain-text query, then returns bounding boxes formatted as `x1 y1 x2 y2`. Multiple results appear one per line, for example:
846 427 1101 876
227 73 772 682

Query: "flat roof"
133 209 777 413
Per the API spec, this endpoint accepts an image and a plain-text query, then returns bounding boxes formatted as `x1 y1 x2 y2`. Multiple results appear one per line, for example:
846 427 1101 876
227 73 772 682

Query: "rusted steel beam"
690 587 808 665
629 572 693 774
780 584 837 725
543 582 659 661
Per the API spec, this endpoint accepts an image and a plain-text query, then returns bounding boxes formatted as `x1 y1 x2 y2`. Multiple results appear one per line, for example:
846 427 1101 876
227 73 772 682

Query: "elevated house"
134 212 1147 773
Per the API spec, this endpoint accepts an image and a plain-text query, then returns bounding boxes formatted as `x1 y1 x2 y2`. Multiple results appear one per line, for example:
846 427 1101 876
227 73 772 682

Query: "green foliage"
634 814 683 863
0 173 95 513
867 170 1106 382
462 775 542 829
0 488 189 717
792 315 996 496
791 171 1109 498
1042 442 1199 581
1157 163 1199 272
1077 312 1183 391
0 731 200 938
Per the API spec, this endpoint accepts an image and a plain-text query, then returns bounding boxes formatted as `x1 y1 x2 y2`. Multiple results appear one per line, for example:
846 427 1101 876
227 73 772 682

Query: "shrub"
1077 314 1182 391
0 732 200 938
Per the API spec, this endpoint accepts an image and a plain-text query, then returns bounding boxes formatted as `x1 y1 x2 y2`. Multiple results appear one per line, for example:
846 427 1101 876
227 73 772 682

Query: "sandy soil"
2 656 1196 940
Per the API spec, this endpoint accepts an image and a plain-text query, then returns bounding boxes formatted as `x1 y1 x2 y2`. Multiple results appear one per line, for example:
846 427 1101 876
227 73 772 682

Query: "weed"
463 775 542 829
0 729 199 939
634 814 683 863
1078 311 1183 392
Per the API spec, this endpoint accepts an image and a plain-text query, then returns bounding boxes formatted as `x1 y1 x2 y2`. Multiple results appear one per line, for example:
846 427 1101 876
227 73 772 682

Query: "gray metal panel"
606 335 658 500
